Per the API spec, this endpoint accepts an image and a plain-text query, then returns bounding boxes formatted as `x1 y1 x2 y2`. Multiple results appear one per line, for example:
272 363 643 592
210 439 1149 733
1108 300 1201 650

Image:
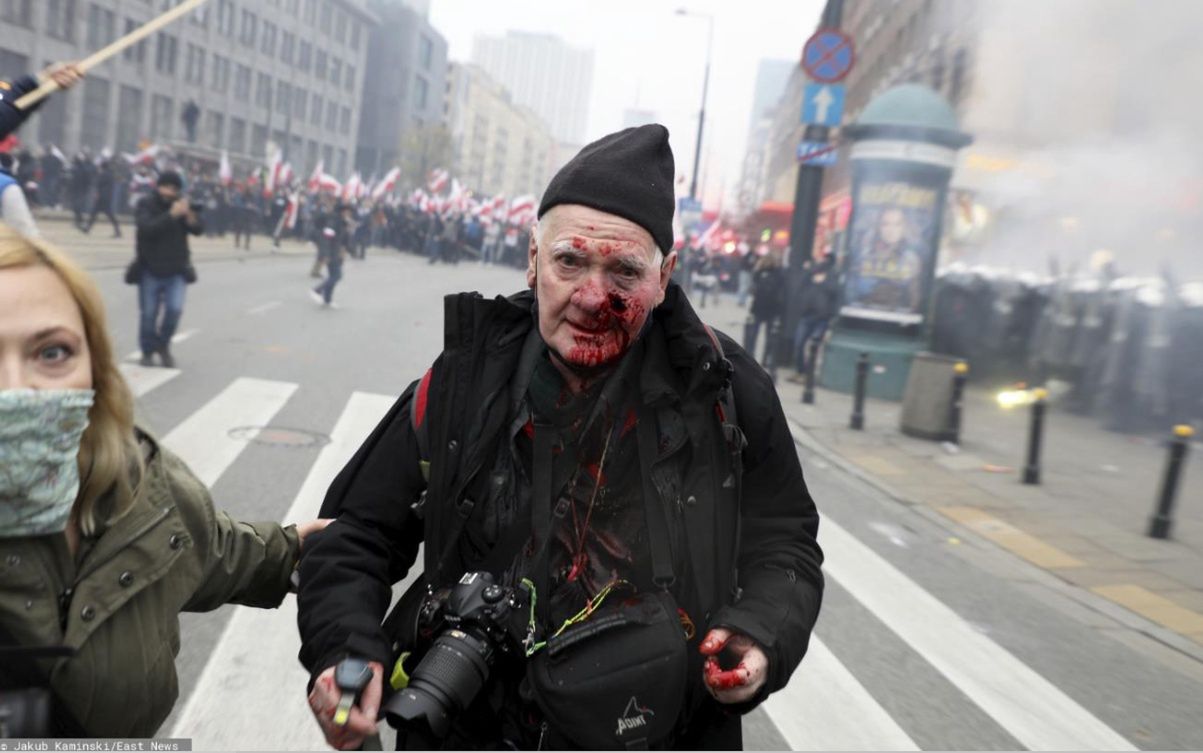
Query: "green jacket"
0 432 300 738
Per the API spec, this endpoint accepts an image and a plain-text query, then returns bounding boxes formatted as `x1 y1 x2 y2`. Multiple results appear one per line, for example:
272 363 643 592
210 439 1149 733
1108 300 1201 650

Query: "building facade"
445 62 554 200
737 58 795 213
470 31 593 146
354 0 448 177
0 0 375 177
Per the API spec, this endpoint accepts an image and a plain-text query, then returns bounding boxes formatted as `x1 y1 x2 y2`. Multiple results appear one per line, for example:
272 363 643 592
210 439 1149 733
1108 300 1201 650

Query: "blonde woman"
0 225 327 737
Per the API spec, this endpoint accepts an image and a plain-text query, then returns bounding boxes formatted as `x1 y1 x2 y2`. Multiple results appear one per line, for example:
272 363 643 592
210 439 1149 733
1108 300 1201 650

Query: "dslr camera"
382 571 526 739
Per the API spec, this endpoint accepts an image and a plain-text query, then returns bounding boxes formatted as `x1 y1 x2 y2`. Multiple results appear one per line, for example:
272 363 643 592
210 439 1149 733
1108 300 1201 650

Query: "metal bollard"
1148 425 1195 540
850 352 869 430
802 339 818 405
1021 388 1048 485
947 361 969 443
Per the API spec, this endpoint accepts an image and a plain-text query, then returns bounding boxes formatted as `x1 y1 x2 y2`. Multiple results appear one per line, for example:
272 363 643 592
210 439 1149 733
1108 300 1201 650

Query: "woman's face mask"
0 263 96 537
0 389 95 538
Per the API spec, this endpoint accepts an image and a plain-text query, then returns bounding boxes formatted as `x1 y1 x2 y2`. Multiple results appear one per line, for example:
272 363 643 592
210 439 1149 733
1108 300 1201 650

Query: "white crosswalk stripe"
161 377 298 487
123 372 1141 751
124 328 199 362
168 392 397 750
119 362 181 397
819 518 1135 751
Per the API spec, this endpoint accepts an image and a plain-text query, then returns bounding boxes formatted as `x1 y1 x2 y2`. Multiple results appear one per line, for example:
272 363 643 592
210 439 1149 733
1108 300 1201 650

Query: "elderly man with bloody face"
299 125 824 751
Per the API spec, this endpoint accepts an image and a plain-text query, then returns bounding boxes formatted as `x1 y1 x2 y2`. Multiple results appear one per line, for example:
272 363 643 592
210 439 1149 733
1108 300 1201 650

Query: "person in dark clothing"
134 171 202 368
787 255 841 382
230 185 253 249
745 251 786 364
83 159 121 237
69 153 95 230
0 63 83 140
298 125 824 751
40 147 65 207
310 203 350 307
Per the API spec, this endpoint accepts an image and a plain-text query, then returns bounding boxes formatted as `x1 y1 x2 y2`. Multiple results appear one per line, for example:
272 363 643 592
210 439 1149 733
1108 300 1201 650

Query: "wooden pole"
14 0 212 110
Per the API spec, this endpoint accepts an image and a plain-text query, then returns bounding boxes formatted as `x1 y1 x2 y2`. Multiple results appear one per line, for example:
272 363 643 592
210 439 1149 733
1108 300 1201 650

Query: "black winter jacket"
135 193 202 277
297 283 824 748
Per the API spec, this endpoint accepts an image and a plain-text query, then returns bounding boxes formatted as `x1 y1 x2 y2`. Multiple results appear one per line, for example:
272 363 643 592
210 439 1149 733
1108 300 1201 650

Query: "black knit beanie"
538 124 675 253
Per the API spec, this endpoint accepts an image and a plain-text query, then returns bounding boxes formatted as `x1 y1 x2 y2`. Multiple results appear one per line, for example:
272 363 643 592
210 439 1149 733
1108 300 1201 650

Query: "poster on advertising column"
842 178 942 325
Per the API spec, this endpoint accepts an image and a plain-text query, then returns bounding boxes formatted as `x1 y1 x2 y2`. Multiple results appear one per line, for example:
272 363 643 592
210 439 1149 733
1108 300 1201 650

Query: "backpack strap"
703 325 746 604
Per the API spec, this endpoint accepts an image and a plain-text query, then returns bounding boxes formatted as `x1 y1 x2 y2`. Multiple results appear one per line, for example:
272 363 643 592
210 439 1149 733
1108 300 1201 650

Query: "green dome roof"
858 84 960 131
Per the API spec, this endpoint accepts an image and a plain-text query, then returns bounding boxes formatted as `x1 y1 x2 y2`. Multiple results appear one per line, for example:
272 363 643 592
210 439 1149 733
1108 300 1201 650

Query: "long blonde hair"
0 225 143 534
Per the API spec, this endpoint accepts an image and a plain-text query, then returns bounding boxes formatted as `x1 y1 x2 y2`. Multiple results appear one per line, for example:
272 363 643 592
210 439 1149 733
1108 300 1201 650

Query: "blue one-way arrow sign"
802 83 845 127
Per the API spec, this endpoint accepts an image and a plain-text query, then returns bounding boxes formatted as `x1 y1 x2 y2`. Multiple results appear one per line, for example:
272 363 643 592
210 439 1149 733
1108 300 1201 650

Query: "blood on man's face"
528 205 676 373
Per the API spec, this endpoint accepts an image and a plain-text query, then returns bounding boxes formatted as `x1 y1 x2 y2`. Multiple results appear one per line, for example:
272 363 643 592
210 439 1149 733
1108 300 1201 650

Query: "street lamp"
675 7 713 203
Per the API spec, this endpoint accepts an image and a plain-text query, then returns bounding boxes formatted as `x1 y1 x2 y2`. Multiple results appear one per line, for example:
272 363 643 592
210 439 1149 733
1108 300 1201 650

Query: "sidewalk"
699 292 1203 659
31 207 313 270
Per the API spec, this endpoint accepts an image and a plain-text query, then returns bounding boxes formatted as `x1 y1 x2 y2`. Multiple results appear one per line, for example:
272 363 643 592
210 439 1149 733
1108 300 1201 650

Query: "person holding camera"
132 171 200 368
298 125 824 751
0 225 330 738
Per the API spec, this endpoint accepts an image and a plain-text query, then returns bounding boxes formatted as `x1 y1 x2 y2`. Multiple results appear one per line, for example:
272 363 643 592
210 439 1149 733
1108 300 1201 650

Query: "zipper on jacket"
58 587 74 630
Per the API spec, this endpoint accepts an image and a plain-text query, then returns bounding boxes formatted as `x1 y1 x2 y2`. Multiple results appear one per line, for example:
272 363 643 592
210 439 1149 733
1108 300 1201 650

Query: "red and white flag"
508 194 536 224
371 167 401 201
317 173 342 194
342 172 362 202
122 143 161 166
264 151 282 193
284 192 300 230
307 160 324 193
218 150 232 186
427 167 449 194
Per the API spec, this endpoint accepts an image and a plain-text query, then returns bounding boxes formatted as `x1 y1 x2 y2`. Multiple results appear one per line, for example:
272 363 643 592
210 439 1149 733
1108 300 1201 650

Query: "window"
210 54 230 93
310 94 323 125
336 148 346 177
339 106 350 135
303 0 316 24
240 9 257 46
121 18 148 63
155 33 178 75
330 57 341 86
184 44 206 84
251 124 268 157
45 0 76 40
325 100 337 130
190 3 209 27
234 63 252 98
306 140 318 172
217 0 235 35
79 76 111 150
116 86 143 154
345 64 355 89
276 80 290 114
86 4 115 49
261 21 277 56
319 1 331 33
150 94 174 140
0 0 32 26
315 49 327 79
229 117 247 154
206 111 224 149
334 9 346 43
256 72 272 108
414 76 428 109
293 89 307 118
419 36 432 71
281 32 295 64
350 21 360 50
322 144 333 169
298 41 312 72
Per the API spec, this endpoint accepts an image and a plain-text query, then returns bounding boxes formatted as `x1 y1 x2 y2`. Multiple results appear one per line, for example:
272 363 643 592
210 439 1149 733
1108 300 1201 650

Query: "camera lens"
383 628 494 739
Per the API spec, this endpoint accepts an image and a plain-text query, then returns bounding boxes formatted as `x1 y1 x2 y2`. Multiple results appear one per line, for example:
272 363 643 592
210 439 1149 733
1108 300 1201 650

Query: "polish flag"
122 143 161 166
371 167 401 201
307 160 324 193
508 194 536 224
342 172 362 202
427 167 449 194
264 151 282 193
317 173 342 194
284 191 300 229
218 150 232 186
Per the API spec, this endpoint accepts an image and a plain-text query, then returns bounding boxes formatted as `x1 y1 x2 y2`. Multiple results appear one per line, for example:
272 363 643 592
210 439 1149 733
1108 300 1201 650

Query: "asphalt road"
69 244 1203 750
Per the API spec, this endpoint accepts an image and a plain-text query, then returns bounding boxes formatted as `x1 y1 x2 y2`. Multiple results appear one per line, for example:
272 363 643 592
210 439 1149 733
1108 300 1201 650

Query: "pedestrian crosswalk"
119 362 1140 751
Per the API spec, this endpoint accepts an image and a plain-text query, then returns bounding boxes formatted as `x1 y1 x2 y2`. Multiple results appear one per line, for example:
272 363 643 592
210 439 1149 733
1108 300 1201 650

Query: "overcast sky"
429 0 823 209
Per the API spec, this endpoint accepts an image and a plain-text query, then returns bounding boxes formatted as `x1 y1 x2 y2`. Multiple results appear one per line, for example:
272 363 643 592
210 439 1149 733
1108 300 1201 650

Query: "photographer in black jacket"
298 125 824 751
133 171 201 368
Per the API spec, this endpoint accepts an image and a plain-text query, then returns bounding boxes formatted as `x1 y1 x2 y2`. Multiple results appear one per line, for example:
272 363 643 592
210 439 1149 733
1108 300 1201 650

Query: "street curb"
785 415 1203 666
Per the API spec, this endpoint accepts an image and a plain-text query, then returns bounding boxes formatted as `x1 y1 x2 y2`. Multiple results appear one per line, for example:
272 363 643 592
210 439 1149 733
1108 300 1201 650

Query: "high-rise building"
445 62 555 199
355 0 448 176
470 31 594 145
0 0 374 177
738 59 795 213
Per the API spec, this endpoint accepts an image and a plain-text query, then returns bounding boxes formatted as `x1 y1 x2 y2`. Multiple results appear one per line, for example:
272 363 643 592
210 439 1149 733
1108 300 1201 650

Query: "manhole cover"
228 426 331 449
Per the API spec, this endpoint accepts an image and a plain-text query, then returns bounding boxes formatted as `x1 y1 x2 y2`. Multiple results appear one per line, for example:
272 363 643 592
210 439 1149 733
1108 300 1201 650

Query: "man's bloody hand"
699 627 769 704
